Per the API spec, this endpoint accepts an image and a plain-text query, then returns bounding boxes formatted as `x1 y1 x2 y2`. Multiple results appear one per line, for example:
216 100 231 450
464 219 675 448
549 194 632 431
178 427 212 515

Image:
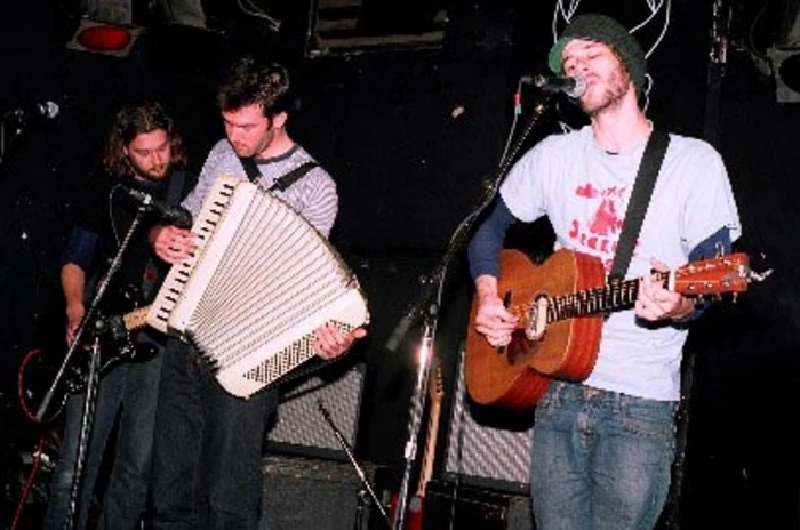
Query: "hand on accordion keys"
150 217 367 360
312 322 367 360
150 222 367 359
150 225 197 264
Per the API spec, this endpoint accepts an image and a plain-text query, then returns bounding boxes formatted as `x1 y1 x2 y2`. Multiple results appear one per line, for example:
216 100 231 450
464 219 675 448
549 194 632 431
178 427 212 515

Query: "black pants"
150 338 278 530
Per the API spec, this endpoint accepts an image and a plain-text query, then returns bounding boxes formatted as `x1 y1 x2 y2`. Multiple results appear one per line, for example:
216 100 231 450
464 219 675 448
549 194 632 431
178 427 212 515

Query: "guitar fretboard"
547 271 669 323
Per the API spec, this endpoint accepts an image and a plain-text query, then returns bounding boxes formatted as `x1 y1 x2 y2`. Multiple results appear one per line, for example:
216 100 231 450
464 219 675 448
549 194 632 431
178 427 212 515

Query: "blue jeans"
150 337 278 530
43 331 164 530
530 381 677 530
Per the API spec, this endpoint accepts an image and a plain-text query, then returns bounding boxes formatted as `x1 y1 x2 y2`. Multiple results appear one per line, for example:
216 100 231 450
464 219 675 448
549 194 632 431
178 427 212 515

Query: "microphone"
523 74 586 98
118 186 193 227
13 101 60 120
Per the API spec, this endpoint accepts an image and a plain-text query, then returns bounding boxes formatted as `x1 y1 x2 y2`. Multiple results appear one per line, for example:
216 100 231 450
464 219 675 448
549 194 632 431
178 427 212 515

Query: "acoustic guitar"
465 248 751 410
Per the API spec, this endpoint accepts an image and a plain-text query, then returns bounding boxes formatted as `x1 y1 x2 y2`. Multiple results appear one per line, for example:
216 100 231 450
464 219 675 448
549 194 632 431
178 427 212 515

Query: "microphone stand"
64 331 102 530
35 207 148 422
317 400 390 529
386 92 555 530
35 207 148 529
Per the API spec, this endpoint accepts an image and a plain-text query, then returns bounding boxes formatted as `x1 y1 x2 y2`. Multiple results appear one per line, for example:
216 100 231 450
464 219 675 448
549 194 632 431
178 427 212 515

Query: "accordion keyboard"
147 176 238 334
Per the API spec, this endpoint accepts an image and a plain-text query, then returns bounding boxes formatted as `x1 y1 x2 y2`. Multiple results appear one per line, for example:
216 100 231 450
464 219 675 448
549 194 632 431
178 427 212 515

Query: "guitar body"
18 347 88 423
465 248 605 410
18 305 156 424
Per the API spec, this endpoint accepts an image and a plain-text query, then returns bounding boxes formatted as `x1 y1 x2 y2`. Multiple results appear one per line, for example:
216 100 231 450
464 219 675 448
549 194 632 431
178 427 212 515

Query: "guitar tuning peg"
748 267 773 283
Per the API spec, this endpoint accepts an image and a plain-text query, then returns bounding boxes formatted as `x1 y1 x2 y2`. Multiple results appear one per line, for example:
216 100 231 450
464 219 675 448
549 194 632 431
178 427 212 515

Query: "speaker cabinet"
261 455 377 530
442 347 534 493
423 480 532 530
266 361 365 460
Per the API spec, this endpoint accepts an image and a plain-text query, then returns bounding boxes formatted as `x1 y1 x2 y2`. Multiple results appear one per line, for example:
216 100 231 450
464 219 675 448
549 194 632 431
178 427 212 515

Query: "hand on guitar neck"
466 248 752 410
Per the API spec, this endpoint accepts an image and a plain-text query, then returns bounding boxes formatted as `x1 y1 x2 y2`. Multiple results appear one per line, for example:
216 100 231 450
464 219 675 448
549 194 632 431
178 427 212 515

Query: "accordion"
146 175 369 398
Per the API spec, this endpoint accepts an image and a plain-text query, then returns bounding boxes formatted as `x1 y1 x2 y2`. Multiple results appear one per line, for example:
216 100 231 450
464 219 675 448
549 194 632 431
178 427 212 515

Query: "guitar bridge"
525 294 549 341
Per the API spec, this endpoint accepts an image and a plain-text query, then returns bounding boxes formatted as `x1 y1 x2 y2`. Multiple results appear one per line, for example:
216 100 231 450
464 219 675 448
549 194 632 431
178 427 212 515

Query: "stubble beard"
232 130 274 159
132 162 169 182
581 70 631 118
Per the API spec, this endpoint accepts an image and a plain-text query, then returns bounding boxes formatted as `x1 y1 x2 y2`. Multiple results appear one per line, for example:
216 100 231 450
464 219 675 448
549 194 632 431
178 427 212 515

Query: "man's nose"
570 59 587 73
228 128 243 143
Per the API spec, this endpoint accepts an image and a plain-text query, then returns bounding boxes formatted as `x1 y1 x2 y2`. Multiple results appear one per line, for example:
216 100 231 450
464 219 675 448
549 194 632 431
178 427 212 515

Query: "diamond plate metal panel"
265 362 364 459
443 348 534 492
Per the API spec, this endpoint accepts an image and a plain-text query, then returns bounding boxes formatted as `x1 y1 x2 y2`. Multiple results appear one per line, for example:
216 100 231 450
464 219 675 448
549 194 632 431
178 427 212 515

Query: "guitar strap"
608 129 671 282
239 156 319 192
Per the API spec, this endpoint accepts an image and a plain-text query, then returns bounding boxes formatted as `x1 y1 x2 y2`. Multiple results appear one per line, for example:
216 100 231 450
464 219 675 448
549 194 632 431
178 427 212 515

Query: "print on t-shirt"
569 182 633 272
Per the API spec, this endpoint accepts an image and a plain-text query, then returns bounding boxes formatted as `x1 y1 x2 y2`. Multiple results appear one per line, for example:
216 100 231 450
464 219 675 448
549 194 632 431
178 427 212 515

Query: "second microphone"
117 185 193 228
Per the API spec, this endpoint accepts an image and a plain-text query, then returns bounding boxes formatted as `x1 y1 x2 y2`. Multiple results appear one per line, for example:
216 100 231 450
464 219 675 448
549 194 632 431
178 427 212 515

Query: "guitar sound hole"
505 330 535 365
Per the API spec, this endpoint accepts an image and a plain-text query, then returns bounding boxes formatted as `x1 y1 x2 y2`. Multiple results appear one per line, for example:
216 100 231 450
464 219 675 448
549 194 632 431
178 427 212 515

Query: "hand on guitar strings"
635 257 695 322
312 323 367 360
65 302 85 345
473 276 519 347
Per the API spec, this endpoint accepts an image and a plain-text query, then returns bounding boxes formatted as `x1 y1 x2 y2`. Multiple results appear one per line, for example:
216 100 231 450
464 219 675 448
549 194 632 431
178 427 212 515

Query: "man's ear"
272 111 288 129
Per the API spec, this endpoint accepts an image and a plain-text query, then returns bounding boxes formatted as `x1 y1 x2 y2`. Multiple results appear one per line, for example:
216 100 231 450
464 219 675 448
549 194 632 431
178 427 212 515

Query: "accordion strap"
239 156 319 192
239 156 261 184
268 161 318 192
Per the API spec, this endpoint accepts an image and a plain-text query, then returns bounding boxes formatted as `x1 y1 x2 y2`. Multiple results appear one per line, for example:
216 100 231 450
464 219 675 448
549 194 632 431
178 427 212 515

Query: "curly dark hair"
216 55 296 118
103 101 187 179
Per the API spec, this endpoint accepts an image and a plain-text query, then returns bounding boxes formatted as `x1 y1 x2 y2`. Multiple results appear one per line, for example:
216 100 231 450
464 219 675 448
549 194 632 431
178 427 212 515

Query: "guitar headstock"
673 252 751 297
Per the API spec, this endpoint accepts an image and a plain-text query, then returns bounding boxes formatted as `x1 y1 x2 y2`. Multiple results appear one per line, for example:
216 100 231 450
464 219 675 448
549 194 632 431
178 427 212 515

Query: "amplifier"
261 454 379 530
422 480 532 530
265 361 365 460
442 347 534 493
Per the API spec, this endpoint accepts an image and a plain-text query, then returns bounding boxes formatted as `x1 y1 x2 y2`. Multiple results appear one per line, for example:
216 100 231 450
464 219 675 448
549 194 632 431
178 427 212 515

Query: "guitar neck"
415 365 443 499
123 305 151 331
547 271 669 323
415 400 441 498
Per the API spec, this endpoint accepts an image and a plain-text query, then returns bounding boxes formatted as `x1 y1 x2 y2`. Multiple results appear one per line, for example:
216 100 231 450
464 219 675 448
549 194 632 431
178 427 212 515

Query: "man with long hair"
44 101 194 530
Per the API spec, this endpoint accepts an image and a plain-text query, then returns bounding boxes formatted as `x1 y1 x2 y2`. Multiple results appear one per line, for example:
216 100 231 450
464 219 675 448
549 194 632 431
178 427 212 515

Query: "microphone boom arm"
388 93 556 530
383 93 555 353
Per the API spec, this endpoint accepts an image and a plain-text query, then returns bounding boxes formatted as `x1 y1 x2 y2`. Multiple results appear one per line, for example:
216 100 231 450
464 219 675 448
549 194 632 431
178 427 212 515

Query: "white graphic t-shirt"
500 125 741 400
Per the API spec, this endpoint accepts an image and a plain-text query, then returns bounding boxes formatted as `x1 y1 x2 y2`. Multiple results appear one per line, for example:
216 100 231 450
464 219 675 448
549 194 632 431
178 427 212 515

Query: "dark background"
3 0 800 528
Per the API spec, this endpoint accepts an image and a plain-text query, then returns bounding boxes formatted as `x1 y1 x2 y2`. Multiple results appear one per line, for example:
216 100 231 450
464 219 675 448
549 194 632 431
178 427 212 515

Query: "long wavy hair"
103 101 187 179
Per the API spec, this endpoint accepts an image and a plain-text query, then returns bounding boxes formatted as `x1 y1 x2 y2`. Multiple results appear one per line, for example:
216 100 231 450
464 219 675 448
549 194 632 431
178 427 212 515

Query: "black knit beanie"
548 14 647 94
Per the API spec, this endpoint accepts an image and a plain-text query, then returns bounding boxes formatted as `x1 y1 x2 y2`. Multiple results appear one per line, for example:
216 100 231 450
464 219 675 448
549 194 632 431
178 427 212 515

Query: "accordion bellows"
147 175 369 398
